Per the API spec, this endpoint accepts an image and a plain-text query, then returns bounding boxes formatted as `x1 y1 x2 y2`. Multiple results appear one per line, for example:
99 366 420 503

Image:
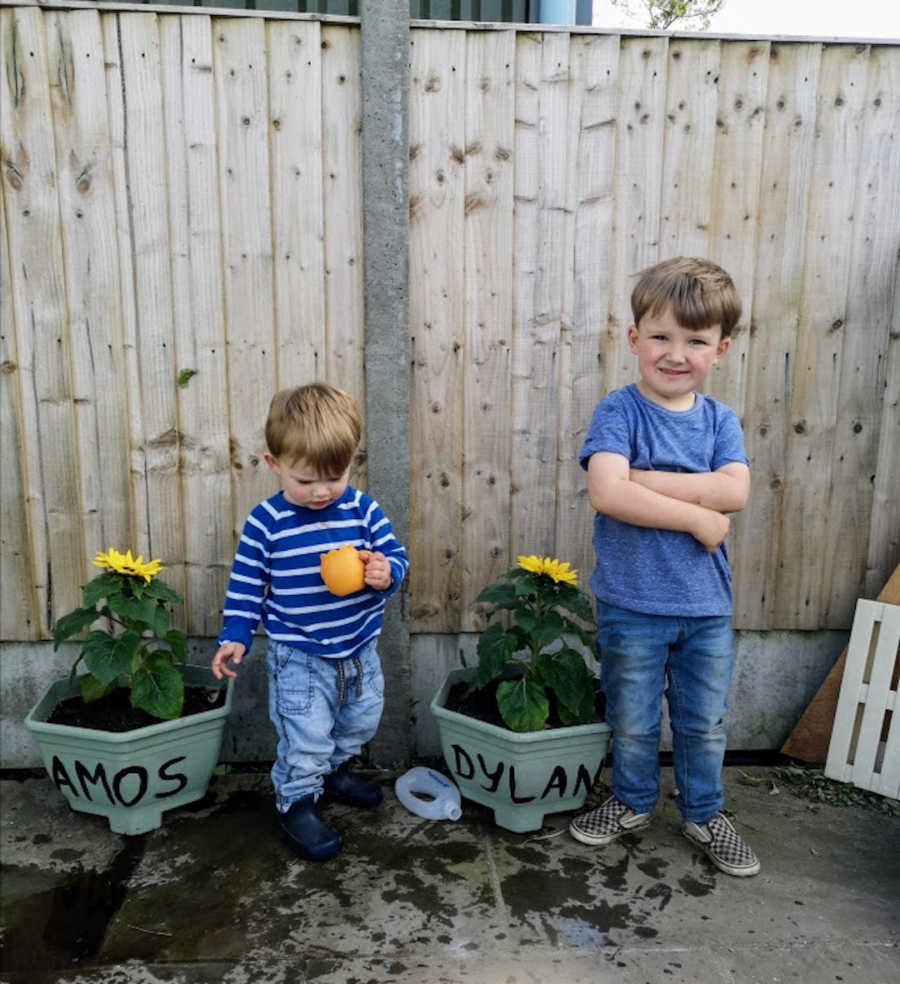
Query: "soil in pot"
445 677 606 730
47 686 227 732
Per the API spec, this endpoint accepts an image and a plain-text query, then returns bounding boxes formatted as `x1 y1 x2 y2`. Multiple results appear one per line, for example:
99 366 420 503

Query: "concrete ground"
1 765 898 984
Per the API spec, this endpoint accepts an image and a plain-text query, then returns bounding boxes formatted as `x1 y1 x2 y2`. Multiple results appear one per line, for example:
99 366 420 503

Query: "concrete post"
359 0 411 765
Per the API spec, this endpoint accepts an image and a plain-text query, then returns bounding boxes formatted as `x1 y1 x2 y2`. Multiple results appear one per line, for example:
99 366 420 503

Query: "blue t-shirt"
579 383 748 617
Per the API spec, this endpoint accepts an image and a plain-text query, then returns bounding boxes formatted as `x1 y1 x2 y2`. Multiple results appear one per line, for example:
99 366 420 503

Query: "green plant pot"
430 667 611 833
25 665 233 835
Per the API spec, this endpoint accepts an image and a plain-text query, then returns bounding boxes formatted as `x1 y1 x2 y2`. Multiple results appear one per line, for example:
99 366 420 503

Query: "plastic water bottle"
394 767 462 821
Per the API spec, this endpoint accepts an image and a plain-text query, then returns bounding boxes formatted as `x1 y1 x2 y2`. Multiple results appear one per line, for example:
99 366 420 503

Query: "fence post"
360 0 411 765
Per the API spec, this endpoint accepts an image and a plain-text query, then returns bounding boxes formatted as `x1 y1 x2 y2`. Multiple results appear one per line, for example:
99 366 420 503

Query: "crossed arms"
586 453 750 552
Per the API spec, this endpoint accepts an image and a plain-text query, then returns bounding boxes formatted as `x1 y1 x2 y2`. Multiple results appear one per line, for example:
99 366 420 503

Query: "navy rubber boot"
279 796 342 861
323 763 383 808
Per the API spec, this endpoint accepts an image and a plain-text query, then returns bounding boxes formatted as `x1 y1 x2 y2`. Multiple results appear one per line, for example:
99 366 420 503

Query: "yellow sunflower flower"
516 555 578 586
516 554 545 575
93 548 164 583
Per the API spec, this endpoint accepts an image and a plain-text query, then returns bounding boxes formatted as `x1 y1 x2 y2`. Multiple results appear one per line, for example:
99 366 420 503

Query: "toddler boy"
212 383 408 861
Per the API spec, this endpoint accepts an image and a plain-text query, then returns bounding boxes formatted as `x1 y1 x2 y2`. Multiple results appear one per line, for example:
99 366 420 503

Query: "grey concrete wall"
410 630 850 757
2 629 847 770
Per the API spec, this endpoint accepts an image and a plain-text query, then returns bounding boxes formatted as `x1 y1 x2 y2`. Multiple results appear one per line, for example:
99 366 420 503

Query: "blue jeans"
266 638 384 812
595 601 734 824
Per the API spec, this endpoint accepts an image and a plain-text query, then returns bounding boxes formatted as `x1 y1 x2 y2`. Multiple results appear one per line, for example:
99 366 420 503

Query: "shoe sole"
681 829 760 877
569 815 651 847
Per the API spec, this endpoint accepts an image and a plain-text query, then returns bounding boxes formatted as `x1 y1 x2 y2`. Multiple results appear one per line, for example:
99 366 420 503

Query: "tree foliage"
609 0 727 30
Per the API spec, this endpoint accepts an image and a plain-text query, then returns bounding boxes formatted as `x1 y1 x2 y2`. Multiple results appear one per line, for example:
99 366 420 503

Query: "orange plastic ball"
320 545 365 596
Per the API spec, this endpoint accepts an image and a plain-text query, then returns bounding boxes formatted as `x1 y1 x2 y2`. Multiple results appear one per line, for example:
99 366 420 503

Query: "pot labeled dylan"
431 667 610 832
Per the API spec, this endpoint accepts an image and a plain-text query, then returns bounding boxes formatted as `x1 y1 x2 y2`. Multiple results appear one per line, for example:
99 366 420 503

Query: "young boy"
212 383 408 862
569 257 759 877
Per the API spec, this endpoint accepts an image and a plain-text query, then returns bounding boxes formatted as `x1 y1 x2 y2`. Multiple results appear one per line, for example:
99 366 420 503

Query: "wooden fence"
2 3 898 644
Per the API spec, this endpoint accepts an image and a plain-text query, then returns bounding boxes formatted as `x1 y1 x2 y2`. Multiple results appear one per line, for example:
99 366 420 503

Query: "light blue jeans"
595 601 734 824
266 638 384 812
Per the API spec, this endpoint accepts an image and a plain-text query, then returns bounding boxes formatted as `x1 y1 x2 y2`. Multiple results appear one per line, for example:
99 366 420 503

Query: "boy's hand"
212 641 246 679
692 509 730 552
359 550 392 591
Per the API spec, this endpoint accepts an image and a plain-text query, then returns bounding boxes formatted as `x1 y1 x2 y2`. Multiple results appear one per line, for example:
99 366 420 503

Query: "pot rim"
430 666 610 743
25 665 234 742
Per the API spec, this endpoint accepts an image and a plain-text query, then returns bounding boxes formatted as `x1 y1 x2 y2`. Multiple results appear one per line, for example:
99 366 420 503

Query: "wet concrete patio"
2 765 898 983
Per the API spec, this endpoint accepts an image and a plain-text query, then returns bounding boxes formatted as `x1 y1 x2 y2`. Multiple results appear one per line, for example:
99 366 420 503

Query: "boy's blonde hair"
265 383 362 474
631 257 741 338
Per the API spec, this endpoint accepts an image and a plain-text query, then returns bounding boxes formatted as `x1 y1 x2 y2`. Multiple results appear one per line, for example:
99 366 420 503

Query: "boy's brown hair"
631 257 741 338
265 383 361 475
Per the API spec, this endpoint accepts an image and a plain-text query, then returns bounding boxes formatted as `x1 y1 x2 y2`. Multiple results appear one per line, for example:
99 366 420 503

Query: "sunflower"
516 554 578 586
93 548 164 583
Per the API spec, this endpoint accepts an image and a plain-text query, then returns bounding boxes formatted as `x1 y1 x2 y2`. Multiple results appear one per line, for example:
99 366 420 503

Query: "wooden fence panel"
553 32 619 584
1 6 83 630
606 35 668 393
860 47 900 607
702 40 769 581
214 15 276 539
49 10 132 578
774 44 869 628
1 9 899 642
0 158 38 639
101 11 143 558
115 12 186 596
731 43 822 627
510 31 569 560
408 26 467 631
321 22 365 476
460 28 515 628
268 18 326 389
160 13 232 632
659 37 720 261
705 39 769 416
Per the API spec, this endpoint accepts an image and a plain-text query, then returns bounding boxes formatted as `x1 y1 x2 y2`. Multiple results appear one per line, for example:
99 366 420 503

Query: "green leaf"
513 609 537 635
557 690 596 726
537 647 595 719
150 601 172 637
177 367 197 388
558 588 594 622
131 654 184 720
476 623 518 687
530 611 564 651
497 678 549 732
475 581 518 609
143 578 183 605
52 607 99 647
83 629 140 685
107 592 160 630
165 629 188 664
737 771 765 786
79 673 116 704
82 572 124 608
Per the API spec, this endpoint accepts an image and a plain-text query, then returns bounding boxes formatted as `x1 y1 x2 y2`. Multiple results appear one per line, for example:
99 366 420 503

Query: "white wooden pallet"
825 599 900 799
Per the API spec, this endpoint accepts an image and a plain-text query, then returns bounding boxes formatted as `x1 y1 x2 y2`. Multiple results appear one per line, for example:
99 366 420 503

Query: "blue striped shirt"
217 487 408 658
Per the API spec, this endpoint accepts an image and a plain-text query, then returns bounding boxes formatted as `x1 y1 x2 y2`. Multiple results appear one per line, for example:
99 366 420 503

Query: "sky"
591 0 900 41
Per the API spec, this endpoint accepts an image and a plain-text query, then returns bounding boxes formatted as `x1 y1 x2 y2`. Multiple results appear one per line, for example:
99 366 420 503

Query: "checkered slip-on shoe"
569 795 652 846
682 812 760 877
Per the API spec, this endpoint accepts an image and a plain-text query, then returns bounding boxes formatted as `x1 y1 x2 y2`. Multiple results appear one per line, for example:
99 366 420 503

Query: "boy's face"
265 454 350 510
627 306 730 411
